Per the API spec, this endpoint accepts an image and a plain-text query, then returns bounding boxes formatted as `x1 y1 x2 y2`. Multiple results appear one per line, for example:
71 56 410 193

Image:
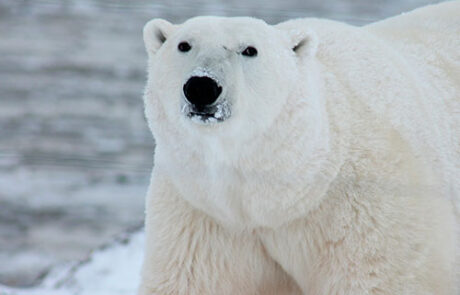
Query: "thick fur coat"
139 2 459 294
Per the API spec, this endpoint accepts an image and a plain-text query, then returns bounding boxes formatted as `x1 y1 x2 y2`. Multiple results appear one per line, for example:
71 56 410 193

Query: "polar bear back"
366 0 460 65
366 0 460 137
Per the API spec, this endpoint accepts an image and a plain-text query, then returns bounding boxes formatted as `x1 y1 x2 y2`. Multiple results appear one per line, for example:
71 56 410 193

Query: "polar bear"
139 2 459 295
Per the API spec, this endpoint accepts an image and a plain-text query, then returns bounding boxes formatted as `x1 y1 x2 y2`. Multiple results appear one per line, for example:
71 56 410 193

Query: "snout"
183 76 222 108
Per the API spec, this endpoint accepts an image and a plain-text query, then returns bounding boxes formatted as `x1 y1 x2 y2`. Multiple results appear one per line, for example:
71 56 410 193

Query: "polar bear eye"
242 46 258 57
178 42 191 52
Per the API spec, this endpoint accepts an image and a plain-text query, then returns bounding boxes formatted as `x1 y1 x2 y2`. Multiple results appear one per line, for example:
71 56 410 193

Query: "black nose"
183 76 222 107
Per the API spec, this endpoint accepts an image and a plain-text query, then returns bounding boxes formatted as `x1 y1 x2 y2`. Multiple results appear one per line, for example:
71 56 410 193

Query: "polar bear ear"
143 19 177 55
288 29 318 58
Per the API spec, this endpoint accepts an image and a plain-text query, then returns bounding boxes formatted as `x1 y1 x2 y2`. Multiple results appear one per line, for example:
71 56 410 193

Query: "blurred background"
0 0 445 290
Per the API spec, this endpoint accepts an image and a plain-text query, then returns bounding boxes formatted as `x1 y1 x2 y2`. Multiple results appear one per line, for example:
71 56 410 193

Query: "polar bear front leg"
138 175 300 295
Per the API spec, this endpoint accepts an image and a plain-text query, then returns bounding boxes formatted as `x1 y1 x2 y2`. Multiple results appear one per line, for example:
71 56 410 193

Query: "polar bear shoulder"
368 0 460 211
278 2 460 214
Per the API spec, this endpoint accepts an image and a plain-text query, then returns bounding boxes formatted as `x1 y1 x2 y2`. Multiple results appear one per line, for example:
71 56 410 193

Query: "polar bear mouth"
182 100 231 124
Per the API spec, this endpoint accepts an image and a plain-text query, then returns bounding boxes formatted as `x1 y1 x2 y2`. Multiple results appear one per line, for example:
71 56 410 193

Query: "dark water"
0 0 444 287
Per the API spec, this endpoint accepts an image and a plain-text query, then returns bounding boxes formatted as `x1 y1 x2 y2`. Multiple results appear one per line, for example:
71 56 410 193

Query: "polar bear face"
143 17 318 146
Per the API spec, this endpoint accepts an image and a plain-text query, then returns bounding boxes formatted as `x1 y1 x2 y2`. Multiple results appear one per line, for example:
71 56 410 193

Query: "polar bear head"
143 16 319 151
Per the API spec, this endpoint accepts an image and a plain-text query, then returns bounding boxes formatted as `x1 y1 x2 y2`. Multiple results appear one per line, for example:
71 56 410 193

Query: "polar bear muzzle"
181 75 230 124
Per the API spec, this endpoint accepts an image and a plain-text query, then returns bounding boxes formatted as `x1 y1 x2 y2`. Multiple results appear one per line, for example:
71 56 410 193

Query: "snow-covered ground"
0 0 444 293
0 229 144 295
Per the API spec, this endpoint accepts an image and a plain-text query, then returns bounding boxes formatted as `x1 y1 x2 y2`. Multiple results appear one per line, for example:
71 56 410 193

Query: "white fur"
139 2 459 294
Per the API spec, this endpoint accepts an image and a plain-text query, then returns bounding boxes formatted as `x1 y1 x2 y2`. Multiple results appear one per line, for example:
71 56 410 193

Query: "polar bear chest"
163 151 314 229
168 158 259 227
